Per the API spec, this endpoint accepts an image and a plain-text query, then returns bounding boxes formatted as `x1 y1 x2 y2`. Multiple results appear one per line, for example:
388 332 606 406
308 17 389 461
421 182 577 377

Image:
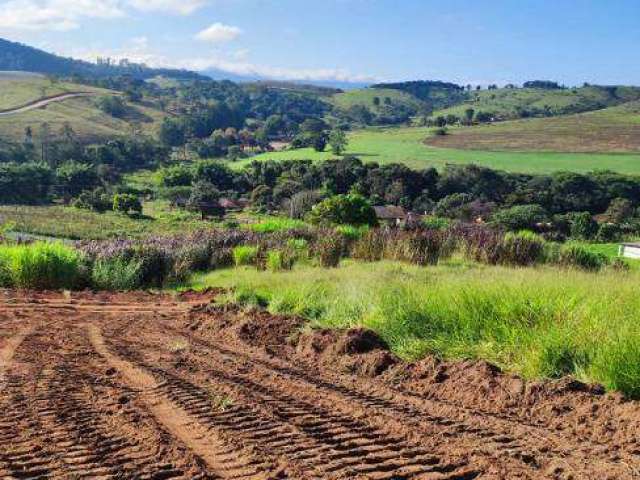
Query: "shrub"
233 245 259 267
113 193 142 216
73 188 112 213
499 231 546 266
570 212 598 240
314 231 344 268
352 229 386 262
160 164 193 187
433 193 473 219
491 204 548 232
0 242 83 289
597 223 622 242
308 194 378 227
187 181 223 220
422 216 449 230
386 230 447 266
558 244 608 271
335 224 369 240
91 257 142 291
210 248 234 269
96 95 127 117
266 249 295 272
173 244 211 279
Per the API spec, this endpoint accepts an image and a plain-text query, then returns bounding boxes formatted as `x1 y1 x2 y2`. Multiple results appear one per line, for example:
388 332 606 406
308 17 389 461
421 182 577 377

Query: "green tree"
159 118 186 147
491 204 548 231
56 161 98 201
464 108 475 124
113 193 142 216
312 134 327 152
160 164 193 187
328 129 348 155
187 181 223 220
95 96 127 118
605 198 634 224
308 194 378 226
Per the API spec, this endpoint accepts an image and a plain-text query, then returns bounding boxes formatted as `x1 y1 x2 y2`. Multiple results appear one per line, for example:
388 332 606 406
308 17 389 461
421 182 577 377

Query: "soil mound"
297 328 399 377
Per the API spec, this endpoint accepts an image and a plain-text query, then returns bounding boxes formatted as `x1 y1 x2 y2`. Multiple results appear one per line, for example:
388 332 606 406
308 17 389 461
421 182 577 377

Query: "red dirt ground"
1 290 639 479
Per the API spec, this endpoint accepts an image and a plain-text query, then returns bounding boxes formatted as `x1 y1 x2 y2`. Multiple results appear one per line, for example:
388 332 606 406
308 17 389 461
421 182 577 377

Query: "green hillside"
0 78 167 145
428 100 640 153
330 88 423 111
0 74 107 110
433 85 640 121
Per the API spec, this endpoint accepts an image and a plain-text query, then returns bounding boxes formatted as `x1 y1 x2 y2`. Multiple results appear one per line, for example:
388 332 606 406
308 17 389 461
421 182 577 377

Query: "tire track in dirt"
3 294 639 479
0 326 31 391
88 324 273 479
142 318 636 479
0 320 212 479
94 324 481 479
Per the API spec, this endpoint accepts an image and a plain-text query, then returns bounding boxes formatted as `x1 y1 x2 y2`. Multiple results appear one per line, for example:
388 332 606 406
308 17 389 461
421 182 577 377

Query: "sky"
0 0 639 86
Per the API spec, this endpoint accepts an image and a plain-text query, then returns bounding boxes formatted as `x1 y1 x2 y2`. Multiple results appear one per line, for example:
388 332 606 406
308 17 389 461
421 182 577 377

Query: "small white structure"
619 243 640 259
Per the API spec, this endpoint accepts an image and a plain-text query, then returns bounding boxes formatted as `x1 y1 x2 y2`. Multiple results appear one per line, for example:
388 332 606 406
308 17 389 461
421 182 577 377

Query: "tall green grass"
247 217 307 233
0 242 83 289
91 257 143 291
188 261 640 397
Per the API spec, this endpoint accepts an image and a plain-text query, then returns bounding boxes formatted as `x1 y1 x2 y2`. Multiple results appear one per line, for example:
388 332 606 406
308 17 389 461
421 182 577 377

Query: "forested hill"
0 38 206 81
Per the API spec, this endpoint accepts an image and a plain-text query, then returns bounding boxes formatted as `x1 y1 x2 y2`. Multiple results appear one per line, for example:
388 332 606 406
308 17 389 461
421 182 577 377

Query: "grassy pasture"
0 76 108 110
0 96 166 144
330 88 424 113
432 86 640 120
252 126 640 174
428 101 640 154
189 260 640 397
0 201 206 240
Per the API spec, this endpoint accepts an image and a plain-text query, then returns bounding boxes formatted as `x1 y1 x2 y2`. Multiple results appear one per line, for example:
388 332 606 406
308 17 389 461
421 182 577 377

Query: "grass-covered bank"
188 261 640 397
0 242 84 289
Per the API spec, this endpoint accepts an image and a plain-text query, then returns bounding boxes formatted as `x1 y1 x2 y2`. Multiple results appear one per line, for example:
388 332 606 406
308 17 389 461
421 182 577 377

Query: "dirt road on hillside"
0 92 102 116
0 291 639 479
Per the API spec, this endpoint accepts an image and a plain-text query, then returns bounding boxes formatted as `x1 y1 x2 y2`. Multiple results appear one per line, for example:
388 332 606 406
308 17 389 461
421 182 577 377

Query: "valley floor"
253 126 640 175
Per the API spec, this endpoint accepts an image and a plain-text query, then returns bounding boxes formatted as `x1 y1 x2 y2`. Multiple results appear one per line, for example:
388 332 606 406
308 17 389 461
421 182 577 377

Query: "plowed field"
1 291 639 479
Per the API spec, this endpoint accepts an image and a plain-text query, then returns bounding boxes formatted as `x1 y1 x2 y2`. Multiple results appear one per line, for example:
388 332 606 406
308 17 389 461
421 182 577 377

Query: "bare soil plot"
0 290 639 479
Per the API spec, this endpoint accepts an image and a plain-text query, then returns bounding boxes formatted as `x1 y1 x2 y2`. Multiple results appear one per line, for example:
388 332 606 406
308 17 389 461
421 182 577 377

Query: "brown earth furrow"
0 324 212 479
104 331 482 480
88 324 276 480
142 319 636 479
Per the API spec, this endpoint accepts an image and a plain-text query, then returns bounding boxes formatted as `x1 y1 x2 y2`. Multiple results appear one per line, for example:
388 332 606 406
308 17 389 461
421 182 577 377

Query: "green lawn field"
252 126 640 174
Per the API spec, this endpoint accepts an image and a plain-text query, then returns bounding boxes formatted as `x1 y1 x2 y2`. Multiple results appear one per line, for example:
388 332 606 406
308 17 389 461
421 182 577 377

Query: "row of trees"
154 157 640 232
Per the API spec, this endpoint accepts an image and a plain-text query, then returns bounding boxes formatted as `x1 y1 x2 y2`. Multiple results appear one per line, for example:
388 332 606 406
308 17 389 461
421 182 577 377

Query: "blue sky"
1 0 639 85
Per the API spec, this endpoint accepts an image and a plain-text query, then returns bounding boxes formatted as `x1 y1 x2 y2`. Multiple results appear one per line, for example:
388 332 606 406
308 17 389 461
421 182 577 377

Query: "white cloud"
127 0 208 15
64 37 377 83
181 57 375 83
195 22 242 44
0 0 124 31
0 0 207 32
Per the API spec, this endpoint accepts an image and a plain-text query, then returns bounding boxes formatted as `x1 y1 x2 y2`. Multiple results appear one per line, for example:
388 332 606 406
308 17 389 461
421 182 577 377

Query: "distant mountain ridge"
0 38 206 81
0 37 369 89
